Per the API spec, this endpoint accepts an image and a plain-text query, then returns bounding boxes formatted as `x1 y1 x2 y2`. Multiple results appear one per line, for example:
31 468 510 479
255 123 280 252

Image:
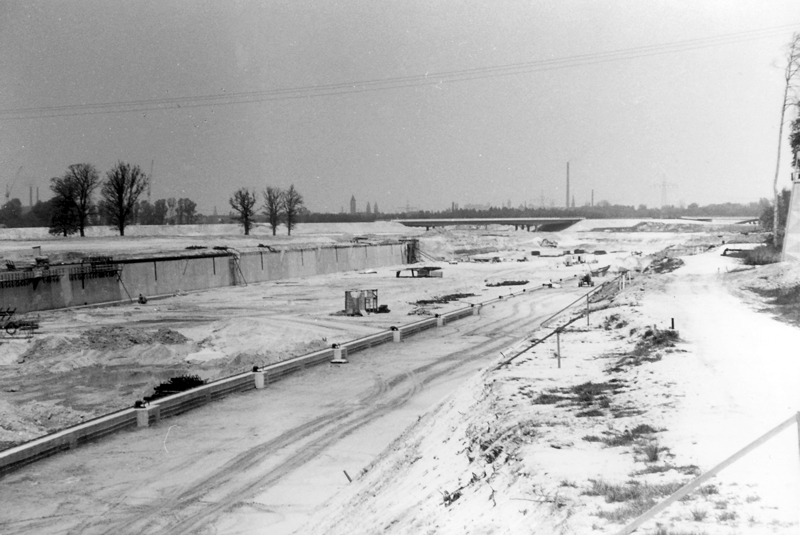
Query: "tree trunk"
773 82 789 248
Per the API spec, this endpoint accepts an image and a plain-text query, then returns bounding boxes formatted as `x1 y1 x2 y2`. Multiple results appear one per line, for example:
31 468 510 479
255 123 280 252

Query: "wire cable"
1 23 797 120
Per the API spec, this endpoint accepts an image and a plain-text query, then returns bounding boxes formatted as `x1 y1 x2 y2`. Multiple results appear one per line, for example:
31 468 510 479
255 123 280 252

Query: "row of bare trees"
49 161 149 237
229 184 304 235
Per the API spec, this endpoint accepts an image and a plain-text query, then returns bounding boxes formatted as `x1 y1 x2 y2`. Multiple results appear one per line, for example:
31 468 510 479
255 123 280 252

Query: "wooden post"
556 330 561 369
586 294 590 326
796 412 800 466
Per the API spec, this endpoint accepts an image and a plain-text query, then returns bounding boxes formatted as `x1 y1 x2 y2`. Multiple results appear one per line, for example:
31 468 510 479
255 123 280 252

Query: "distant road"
396 217 583 231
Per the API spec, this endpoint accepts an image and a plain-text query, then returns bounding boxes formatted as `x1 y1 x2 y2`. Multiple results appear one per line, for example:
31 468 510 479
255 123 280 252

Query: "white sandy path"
639 251 800 521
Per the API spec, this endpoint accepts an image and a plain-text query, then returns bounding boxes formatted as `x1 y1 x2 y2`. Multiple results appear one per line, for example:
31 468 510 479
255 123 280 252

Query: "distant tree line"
0 161 209 236
302 199 765 223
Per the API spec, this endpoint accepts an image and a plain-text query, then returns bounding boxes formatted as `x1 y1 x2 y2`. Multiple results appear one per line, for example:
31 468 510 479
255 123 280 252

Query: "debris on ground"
81 326 190 350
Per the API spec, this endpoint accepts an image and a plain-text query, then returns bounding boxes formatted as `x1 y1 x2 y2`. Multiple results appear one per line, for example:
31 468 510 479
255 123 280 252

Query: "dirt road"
0 286 582 535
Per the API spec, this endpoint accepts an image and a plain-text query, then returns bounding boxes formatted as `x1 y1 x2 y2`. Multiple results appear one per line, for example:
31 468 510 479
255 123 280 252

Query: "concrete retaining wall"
0 287 553 478
0 243 406 313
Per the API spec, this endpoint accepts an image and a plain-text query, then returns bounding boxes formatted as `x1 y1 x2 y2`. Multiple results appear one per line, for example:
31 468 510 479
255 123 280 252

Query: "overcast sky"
1 1 798 214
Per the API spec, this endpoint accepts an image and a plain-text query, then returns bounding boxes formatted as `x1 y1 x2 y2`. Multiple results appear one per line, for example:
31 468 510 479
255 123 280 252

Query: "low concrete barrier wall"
0 409 138 476
0 286 553 477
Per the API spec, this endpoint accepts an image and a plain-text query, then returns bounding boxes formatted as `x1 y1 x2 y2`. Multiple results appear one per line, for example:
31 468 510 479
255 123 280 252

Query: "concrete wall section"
0 244 406 313
234 244 405 285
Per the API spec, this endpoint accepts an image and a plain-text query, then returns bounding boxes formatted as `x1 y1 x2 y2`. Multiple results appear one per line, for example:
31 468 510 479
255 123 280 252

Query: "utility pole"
566 162 570 208
148 160 154 203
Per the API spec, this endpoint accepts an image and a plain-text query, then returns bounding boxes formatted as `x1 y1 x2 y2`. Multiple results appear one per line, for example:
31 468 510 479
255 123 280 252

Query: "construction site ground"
1 219 794 535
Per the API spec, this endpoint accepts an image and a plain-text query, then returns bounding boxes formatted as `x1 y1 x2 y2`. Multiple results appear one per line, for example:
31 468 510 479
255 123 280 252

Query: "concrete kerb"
0 284 543 477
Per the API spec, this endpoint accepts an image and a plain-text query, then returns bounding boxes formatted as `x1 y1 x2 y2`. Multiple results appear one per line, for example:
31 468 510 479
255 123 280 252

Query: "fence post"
796 412 800 465
556 330 561 368
586 294 590 326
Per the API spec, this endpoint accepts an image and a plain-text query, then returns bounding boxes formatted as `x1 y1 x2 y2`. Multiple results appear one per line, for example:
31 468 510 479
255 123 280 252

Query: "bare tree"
229 188 258 235
263 186 284 236
282 184 304 236
177 198 198 224
772 33 800 246
50 163 100 237
101 161 149 236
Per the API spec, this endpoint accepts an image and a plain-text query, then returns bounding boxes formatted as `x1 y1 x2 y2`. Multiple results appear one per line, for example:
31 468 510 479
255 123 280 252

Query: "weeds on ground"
690 507 708 521
652 528 708 535
608 327 679 371
597 498 656 522
584 479 686 503
586 479 688 523
639 442 665 462
583 423 659 447
698 484 719 497
647 257 685 274
532 380 625 416
603 313 629 330
532 391 570 405
631 464 700 476
747 283 800 326
576 408 605 418
717 510 738 522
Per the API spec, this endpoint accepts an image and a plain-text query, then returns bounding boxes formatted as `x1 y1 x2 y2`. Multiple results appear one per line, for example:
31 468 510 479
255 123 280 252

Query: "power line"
1 23 798 121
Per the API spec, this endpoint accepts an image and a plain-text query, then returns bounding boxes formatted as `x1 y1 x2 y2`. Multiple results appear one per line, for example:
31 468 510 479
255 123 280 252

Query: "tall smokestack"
29 186 32 207
566 162 570 208
591 189 594 207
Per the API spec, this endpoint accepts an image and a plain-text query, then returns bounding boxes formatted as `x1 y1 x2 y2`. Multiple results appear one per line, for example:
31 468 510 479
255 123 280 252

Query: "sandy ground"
302 250 800 535
0 219 780 535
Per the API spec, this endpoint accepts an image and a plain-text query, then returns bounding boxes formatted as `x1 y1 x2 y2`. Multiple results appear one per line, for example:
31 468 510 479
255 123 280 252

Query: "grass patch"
597 498 656 522
587 479 689 523
584 479 686 503
631 464 700 477
601 423 659 447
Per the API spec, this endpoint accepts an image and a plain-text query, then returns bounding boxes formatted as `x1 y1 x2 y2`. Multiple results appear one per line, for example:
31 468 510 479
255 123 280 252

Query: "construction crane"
6 166 22 201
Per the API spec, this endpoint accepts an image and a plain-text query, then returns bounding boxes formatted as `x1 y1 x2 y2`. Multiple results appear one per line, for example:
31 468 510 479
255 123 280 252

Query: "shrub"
743 246 781 265
144 374 206 402
641 442 662 462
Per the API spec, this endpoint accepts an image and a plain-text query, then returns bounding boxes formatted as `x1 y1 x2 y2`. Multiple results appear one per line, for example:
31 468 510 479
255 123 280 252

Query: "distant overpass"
395 217 584 231
679 216 759 225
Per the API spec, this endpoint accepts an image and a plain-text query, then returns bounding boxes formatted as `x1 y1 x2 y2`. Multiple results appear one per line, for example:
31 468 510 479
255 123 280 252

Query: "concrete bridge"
396 217 584 231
